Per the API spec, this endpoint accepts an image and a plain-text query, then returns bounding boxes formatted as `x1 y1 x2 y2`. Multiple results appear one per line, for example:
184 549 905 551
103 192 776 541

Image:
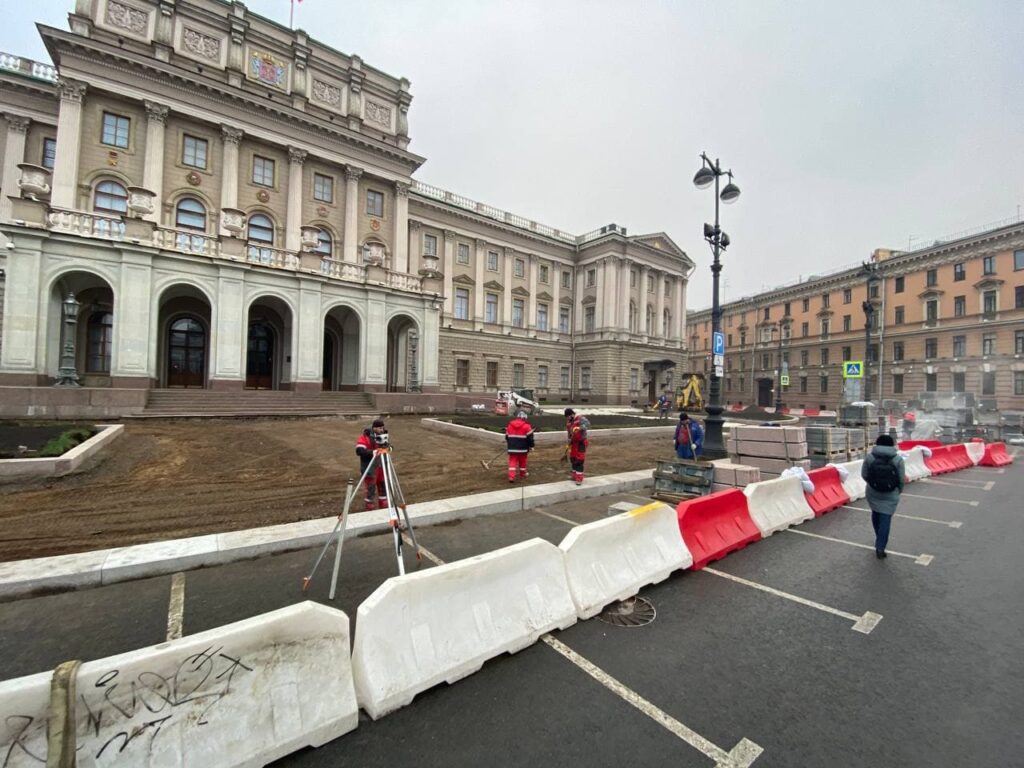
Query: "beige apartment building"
687 222 1024 412
0 0 692 411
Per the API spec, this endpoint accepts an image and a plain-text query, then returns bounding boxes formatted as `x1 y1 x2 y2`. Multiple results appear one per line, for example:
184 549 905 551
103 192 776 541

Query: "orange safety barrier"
804 408 821 416
945 444 973 471
804 466 851 516
980 442 1014 467
924 446 957 475
898 440 942 451
676 489 762 571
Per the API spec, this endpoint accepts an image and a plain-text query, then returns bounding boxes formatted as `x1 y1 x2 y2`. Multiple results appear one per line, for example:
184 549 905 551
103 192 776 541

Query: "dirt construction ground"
0 416 671 562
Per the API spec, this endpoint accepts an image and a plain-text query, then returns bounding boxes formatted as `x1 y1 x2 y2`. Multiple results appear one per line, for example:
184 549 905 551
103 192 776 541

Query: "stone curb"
0 424 123 480
0 469 654 602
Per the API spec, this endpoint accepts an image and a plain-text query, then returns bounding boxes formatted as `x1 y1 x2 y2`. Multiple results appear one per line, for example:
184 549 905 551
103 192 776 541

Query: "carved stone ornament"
300 225 321 250
312 79 342 107
221 207 247 236
182 27 221 62
221 125 243 145
126 186 156 217
365 100 392 129
362 241 386 266
316 205 329 217
105 1 149 36
16 163 51 200
186 171 202 187
370 219 381 232
248 49 288 89
256 189 270 203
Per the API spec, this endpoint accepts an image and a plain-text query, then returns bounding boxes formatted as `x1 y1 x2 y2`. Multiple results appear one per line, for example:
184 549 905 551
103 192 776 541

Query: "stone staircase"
134 389 379 418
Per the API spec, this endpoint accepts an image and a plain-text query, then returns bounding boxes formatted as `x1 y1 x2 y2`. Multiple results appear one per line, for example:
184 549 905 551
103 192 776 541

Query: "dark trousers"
871 511 893 553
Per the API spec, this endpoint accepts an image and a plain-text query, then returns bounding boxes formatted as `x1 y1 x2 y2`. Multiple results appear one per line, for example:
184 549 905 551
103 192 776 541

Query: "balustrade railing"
386 271 424 292
0 51 58 82
246 243 298 270
320 257 368 282
47 209 125 240
154 227 219 258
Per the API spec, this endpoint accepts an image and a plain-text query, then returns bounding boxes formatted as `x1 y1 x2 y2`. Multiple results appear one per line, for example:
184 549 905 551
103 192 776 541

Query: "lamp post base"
702 404 728 460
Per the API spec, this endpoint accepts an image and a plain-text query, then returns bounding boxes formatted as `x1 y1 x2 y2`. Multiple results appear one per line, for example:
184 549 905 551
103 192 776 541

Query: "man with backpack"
860 434 906 558
564 408 589 485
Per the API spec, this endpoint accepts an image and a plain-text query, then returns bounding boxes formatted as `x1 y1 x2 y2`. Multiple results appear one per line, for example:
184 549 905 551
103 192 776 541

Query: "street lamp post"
693 153 740 459
774 319 790 411
54 292 81 387
861 262 880 402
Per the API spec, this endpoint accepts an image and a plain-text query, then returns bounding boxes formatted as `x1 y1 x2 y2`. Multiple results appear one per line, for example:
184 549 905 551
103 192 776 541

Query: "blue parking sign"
713 331 725 356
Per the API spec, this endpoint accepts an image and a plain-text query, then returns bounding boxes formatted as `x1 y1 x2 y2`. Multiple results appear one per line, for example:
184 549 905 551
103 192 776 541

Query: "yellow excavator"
675 374 705 412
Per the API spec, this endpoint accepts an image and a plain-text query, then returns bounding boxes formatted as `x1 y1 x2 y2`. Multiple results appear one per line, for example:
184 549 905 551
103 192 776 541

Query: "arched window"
316 228 333 256
628 302 638 334
93 180 128 214
247 214 274 264
87 312 113 373
175 198 207 231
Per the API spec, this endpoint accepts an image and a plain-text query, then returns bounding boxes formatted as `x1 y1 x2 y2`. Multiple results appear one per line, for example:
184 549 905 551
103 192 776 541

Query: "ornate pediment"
630 232 689 261
917 288 944 299
581 295 597 305
536 291 553 301
452 274 476 286
511 286 530 297
972 277 1004 290
559 295 573 305
483 280 503 291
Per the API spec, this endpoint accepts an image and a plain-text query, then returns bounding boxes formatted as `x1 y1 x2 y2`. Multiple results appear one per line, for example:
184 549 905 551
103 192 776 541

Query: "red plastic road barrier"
804 408 821 416
924 446 957 475
676 489 762 570
980 442 1014 467
804 466 851 516
780 407 791 414
899 440 943 451
730 404 745 412
946 444 973 471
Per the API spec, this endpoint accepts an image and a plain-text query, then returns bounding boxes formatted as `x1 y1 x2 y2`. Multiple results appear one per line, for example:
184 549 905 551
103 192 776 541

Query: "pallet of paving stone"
710 459 761 488
732 455 810 474
806 427 848 454
654 459 715 487
653 475 710 499
727 439 809 460
731 425 806 444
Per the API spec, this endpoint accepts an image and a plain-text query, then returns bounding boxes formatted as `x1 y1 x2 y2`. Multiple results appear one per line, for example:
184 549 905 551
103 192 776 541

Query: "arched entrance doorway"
247 321 275 389
157 284 212 388
386 314 419 392
323 305 361 390
47 271 116 386
245 296 292 390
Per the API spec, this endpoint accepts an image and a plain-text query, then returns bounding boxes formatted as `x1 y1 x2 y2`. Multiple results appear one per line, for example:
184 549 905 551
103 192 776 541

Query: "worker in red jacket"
505 411 535 482
355 418 388 510
565 408 589 485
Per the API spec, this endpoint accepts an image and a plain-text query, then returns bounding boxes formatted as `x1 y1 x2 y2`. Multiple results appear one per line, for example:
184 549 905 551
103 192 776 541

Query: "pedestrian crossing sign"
843 361 864 379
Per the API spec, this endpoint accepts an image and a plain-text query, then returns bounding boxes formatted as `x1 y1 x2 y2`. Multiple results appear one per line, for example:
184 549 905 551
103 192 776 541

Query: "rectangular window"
892 372 904 395
1015 371 1024 396
587 269 597 288
802 298 810 312
1017 330 1024 355
41 137 57 169
455 359 470 387
182 135 208 169
800 376 808 394
982 372 996 395
842 315 851 332
926 300 938 323
454 288 470 320
740 332 747 347
953 372 966 393
820 319 830 339
560 366 570 389
926 268 937 287
784 301 791 316
800 350 809 367
954 296 966 317
101 111 130 148
842 346 851 361
954 262 966 281
485 293 498 324
820 348 830 365
762 353 770 370
647 275 655 293
1015 250 1024 271
514 258 525 279
539 265 549 283
867 343 878 362
983 290 997 315
512 298 525 328
561 271 572 289
870 283 879 299
983 255 995 275
895 276 905 293
538 365 548 389
512 363 525 388
423 233 438 257
894 306 905 325
584 306 595 333
487 251 499 271
313 173 333 203
925 337 938 358
537 303 549 331
457 243 470 264
982 333 995 356
665 281 671 297
843 289 852 304
366 189 384 217
763 307 770 321
801 322 809 338
925 372 937 392
580 366 592 390
1016 286 1024 309
952 335 966 357
820 375 829 394
252 155 275 186
486 361 499 388
893 341 904 361
821 293 830 308
558 306 570 334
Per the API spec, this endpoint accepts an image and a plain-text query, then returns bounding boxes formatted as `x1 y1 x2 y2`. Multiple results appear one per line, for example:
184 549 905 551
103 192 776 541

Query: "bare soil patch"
0 416 671 562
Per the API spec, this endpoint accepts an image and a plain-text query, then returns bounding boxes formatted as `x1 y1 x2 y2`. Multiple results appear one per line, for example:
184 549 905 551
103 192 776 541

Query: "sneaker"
875 550 887 559
508 478 516 483
575 478 583 486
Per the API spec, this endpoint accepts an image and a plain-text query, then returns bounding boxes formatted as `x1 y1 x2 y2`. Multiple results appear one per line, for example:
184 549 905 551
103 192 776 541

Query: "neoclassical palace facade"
0 0 693 406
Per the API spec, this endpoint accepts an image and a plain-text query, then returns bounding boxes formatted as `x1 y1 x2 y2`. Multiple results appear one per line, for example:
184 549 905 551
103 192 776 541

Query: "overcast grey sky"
3 1 1022 307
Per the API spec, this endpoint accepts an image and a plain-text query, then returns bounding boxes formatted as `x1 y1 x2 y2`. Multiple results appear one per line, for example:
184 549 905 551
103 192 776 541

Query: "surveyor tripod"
302 445 422 600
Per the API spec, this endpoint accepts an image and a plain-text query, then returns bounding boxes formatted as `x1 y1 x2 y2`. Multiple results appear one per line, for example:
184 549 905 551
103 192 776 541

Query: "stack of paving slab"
846 428 867 460
806 426 848 468
709 459 762 494
726 425 809 480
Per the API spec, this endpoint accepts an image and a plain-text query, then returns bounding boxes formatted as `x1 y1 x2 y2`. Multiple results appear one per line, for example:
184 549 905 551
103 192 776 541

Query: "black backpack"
866 454 901 493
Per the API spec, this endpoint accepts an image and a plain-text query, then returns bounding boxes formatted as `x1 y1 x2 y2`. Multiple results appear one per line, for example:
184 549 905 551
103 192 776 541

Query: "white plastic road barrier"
743 475 815 536
352 538 576 720
833 460 867 501
902 446 932 482
559 502 693 619
965 442 985 465
0 602 357 767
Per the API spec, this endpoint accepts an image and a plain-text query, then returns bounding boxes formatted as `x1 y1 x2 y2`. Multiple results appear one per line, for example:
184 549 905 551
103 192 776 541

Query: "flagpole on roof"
290 0 294 30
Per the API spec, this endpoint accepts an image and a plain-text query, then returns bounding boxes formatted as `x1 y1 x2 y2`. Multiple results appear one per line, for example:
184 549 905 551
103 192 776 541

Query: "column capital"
394 180 410 197
144 100 169 123
443 229 458 241
58 79 87 103
288 146 307 165
344 165 363 182
409 219 422 230
221 125 243 145
4 114 30 133
474 238 487 248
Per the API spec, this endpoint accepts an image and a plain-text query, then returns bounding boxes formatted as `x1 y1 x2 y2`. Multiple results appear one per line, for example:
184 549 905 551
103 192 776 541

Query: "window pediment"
511 286 530 297
917 288 944 299
452 274 476 286
973 278 1004 290
536 291 552 301
483 280 503 291
581 295 597 305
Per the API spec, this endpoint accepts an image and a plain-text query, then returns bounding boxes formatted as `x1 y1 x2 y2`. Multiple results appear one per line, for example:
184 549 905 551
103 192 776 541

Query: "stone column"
219 125 243 234
408 219 422 275
141 102 168 224
0 235 43 379
502 248 513 327
342 165 362 262
619 259 631 332
601 257 618 330
473 239 486 323
574 266 584 333
640 265 651 336
210 264 246 389
655 271 666 339
285 147 306 252
550 261 561 334
393 181 410 273
442 229 455 317
113 250 153 382
294 284 323 391
0 114 30 223
362 294 387 388
422 304 440 389
527 254 538 330
51 80 86 210
678 277 688 343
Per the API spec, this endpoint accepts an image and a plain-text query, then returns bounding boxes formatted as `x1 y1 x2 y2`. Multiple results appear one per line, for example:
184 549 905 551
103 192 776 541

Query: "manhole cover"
596 596 656 627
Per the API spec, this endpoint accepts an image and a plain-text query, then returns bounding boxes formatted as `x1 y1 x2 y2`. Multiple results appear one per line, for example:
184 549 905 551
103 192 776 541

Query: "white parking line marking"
921 478 992 491
784 528 933 565
542 635 763 767
840 505 962 529
166 572 186 641
702 567 883 634
534 509 582 527
901 492 979 506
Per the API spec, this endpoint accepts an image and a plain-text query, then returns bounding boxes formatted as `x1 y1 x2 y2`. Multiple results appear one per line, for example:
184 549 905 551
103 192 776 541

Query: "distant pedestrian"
657 393 672 420
564 408 589 485
674 413 704 460
901 410 916 440
861 434 906 558
504 411 535 483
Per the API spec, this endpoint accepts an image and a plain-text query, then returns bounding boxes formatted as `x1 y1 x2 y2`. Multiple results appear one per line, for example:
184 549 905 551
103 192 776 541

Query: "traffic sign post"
843 361 864 379
713 331 725 356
